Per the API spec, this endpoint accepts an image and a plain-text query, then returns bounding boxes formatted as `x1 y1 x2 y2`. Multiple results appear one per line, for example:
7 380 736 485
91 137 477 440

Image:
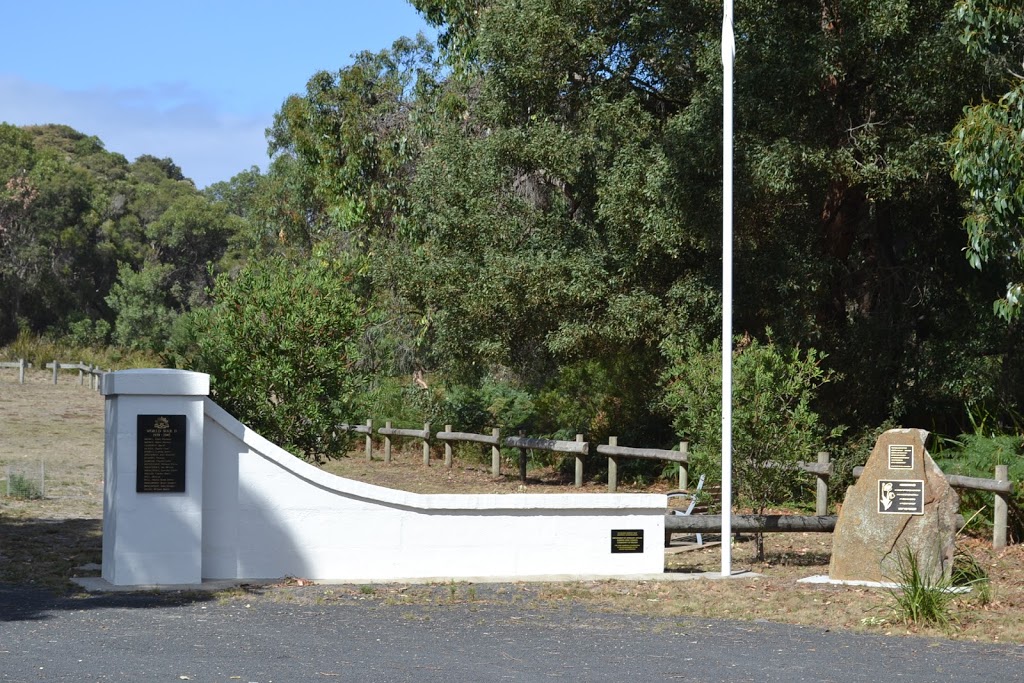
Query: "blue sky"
0 1 435 187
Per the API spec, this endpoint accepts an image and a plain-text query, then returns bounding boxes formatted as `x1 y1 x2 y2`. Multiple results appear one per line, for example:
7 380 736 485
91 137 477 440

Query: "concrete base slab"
73 570 760 593
797 574 899 588
797 574 971 593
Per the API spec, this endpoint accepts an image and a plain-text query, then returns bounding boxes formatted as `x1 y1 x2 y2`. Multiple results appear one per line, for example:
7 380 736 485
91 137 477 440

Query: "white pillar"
101 369 210 586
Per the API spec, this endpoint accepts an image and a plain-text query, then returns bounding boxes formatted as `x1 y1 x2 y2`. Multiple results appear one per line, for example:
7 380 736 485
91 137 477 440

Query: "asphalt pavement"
2 584 1022 682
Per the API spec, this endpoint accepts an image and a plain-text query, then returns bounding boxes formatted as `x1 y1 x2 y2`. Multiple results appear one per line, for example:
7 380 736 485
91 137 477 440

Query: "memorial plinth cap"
101 368 210 397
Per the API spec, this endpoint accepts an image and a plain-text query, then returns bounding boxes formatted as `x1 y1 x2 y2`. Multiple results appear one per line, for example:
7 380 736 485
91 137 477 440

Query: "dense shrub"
661 332 840 558
171 253 376 462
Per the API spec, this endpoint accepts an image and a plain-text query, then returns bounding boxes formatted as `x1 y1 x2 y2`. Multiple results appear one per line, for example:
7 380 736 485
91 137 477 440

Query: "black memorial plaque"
137 414 186 493
878 479 924 515
611 529 644 553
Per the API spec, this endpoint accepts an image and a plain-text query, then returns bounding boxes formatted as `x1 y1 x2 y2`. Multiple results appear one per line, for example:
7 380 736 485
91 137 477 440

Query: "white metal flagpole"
721 0 735 578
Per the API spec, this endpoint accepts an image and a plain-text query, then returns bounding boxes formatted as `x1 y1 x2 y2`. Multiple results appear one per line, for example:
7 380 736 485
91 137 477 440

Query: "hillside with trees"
2 1 1022 497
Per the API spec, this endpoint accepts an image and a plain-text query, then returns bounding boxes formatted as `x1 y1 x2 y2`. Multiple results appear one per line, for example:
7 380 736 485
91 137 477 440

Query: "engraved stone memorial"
829 428 959 583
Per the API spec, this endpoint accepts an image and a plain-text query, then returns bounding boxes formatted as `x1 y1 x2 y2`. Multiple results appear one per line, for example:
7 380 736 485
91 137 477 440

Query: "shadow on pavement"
0 515 225 622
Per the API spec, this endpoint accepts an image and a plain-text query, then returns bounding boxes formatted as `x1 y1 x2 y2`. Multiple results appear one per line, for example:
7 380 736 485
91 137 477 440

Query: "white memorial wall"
102 369 666 586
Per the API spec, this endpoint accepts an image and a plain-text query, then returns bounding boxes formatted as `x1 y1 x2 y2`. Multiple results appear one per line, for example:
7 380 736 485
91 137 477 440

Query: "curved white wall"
103 370 667 585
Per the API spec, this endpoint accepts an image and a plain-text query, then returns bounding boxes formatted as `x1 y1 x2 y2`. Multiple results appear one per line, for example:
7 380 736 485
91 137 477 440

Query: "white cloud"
0 75 269 188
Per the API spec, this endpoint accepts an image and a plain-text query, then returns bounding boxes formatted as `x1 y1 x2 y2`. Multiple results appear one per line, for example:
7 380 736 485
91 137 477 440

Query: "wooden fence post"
518 430 528 484
52 360 58 384
995 464 1009 550
365 419 373 461
816 451 830 516
607 436 618 493
384 420 392 464
574 434 585 488
422 422 431 466
18 358 26 384
491 428 501 477
679 441 689 490
79 361 85 386
444 425 453 468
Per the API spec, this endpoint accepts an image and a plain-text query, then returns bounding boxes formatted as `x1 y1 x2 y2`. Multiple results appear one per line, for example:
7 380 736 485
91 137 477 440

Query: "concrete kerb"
72 570 761 593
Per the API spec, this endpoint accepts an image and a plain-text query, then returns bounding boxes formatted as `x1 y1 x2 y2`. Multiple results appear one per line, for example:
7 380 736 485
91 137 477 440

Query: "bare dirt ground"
2 369 1021 644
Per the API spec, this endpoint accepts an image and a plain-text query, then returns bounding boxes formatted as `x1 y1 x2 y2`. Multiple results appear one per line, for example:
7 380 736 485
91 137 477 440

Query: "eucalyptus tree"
399 0 1010 432
950 0 1024 322
267 34 441 250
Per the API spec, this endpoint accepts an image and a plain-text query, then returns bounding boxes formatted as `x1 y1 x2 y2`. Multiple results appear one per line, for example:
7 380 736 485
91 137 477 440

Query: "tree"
0 123 242 347
392 0 1004 434
105 262 177 352
950 0 1024 321
267 34 440 247
661 333 838 560
171 253 377 462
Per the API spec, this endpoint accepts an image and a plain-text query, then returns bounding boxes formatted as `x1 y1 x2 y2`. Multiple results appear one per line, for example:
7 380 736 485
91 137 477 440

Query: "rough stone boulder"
829 428 959 584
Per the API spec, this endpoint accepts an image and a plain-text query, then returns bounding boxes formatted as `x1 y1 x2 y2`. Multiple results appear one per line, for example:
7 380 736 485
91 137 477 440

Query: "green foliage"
934 431 1024 536
0 123 242 349
952 546 992 606
267 35 439 246
886 545 957 629
4 472 42 500
0 328 159 370
950 1 1024 321
661 332 839 543
67 317 111 348
172 253 376 462
361 375 443 428
373 0 1014 443
105 262 178 352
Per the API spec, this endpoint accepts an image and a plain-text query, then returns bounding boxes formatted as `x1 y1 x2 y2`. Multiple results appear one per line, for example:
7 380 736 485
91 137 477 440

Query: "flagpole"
721 0 735 578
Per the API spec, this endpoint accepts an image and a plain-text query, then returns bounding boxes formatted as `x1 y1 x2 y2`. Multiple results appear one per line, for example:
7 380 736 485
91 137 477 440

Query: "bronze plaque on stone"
878 479 924 515
888 444 914 469
136 415 186 493
611 529 644 553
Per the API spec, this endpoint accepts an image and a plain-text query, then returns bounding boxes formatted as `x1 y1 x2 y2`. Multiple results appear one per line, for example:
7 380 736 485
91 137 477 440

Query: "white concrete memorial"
101 369 666 586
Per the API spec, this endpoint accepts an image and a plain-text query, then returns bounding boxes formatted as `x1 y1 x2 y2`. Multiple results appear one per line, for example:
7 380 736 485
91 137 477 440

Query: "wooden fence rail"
852 465 1015 549
375 421 431 465
2 359 107 389
436 427 501 474
505 433 588 485
0 359 32 384
337 419 834 502
44 360 108 391
596 438 690 492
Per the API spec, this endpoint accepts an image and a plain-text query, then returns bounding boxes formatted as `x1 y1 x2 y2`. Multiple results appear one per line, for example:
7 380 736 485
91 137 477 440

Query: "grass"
886 546 958 628
4 471 43 499
0 330 161 371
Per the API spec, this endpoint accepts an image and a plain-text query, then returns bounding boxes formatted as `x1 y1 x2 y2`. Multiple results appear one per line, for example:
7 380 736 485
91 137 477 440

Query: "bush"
934 432 1023 539
0 328 159 370
661 332 840 558
67 317 111 348
170 253 376 462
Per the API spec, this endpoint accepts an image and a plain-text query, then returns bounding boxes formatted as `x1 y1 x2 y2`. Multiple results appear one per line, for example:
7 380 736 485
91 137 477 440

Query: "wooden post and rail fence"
341 419 1017 548
0 359 109 391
